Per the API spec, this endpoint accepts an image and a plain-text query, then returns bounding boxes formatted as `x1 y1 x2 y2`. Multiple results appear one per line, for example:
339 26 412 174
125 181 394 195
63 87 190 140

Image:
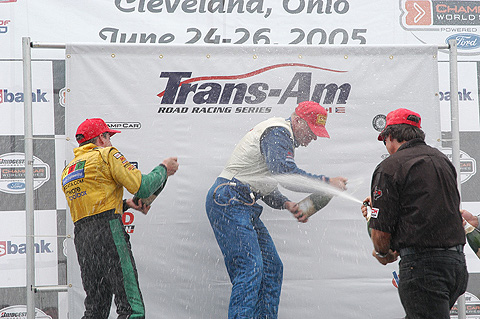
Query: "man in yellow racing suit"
62 118 178 319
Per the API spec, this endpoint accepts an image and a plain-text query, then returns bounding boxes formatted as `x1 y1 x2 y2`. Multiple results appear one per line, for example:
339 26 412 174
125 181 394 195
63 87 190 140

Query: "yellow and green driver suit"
61 143 167 319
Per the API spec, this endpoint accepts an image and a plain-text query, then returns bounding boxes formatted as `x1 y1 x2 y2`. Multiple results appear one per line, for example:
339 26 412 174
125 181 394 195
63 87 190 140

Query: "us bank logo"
400 0 480 55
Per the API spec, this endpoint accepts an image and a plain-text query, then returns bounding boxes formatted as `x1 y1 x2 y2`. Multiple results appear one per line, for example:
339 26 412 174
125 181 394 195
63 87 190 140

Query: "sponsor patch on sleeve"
113 151 136 170
285 151 295 163
373 186 382 200
371 207 379 219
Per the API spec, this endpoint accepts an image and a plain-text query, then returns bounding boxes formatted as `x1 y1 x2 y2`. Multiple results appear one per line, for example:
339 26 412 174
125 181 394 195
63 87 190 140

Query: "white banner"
65 44 440 318
0 61 55 136
0 210 58 288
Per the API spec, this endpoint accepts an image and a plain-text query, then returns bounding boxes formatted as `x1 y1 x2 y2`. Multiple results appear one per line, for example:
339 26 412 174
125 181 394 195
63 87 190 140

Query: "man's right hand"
361 196 371 221
162 157 179 176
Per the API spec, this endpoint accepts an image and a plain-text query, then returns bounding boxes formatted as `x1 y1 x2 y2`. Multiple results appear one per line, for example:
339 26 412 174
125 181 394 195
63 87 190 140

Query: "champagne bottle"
132 178 167 207
297 192 333 218
466 225 480 259
363 202 372 237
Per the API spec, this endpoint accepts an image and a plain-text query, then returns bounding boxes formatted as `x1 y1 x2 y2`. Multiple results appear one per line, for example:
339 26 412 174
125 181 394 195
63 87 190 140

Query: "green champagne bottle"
363 202 372 237
466 227 480 258
132 178 167 207
297 192 333 218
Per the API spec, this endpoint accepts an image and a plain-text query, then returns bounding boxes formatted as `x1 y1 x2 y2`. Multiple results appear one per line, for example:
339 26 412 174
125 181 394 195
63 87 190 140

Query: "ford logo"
7 182 25 190
446 33 480 50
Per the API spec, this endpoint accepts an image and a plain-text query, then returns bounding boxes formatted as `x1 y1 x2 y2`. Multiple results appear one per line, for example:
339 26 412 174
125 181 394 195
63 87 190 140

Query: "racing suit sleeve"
104 147 167 199
260 126 330 183
261 187 289 209
135 164 168 198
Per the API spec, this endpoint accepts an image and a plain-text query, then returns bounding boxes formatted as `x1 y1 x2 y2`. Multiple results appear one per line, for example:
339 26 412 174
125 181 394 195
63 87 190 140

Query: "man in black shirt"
362 108 467 318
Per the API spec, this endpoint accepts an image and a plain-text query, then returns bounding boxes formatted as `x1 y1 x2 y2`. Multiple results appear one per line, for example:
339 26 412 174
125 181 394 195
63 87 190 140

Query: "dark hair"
380 124 425 143
76 132 108 147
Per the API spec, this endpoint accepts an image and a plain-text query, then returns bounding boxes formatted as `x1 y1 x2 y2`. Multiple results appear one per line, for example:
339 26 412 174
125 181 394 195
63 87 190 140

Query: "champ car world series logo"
442 148 477 184
401 0 480 28
400 0 480 54
0 152 50 194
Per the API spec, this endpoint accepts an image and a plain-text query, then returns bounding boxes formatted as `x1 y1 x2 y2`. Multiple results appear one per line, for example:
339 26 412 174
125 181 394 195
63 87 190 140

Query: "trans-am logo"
157 63 351 114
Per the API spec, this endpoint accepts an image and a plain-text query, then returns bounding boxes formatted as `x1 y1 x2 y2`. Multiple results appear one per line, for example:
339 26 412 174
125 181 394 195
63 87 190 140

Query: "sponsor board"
0 152 50 194
65 44 441 318
0 210 57 288
400 0 480 55
0 61 54 136
438 61 479 132
0 305 52 319
450 291 480 318
441 148 477 184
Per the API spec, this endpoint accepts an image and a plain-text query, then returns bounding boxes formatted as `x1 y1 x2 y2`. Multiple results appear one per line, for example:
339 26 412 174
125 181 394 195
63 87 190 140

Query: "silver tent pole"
449 38 466 319
22 36 35 319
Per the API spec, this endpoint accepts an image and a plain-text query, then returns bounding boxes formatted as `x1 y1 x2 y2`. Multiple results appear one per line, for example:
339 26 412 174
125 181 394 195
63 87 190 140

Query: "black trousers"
398 249 468 319
74 210 145 319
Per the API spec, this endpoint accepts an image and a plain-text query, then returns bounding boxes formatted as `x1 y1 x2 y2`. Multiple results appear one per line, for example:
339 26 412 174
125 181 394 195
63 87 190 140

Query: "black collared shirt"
369 138 465 250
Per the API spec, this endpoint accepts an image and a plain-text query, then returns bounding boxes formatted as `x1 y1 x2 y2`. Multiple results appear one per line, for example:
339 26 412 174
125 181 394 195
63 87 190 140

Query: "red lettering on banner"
122 212 134 225
0 241 6 257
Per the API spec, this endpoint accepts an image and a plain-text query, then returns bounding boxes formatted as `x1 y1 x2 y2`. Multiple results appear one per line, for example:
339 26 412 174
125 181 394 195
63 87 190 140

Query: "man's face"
383 135 396 155
97 132 112 147
293 117 317 147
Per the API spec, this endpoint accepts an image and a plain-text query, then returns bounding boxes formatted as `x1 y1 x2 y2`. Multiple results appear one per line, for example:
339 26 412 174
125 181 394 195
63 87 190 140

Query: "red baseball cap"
378 108 421 141
76 118 121 144
295 101 330 138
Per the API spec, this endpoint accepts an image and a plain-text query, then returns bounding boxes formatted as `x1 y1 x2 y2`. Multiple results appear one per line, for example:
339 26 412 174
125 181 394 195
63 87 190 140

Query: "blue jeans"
398 249 468 319
206 178 283 319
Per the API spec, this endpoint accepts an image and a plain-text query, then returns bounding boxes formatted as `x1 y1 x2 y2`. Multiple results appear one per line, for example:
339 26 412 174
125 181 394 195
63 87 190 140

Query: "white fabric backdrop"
65 44 440 318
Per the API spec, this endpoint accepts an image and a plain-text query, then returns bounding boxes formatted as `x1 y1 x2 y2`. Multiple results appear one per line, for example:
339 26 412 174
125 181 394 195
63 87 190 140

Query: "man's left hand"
329 177 348 190
372 249 399 265
285 201 308 223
